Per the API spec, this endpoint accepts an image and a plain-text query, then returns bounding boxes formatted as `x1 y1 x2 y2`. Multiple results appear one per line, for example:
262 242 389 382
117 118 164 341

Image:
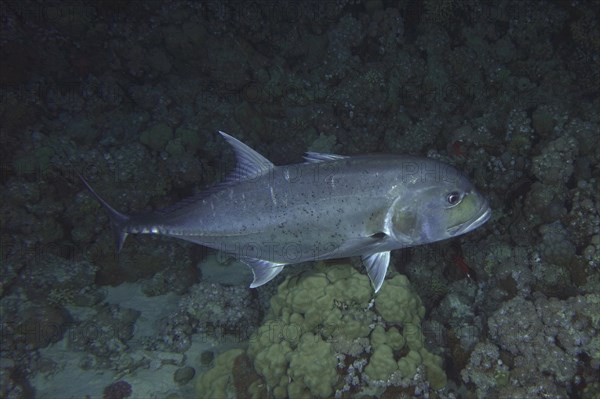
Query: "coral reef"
157 280 261 353
195 348 244 399
197 263 447 399
103 380 132 399
68 303 140 369
21 254 104 306
0 0 598 397
463 294 600 398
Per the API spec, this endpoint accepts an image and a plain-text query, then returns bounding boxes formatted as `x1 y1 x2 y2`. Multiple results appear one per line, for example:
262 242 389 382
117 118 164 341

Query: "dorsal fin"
154 131 273 216
303 151 348 163
219 131 274 181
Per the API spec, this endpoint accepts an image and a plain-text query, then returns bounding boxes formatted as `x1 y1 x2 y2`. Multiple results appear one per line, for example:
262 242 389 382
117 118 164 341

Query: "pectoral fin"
241 257 287 288
362 251 390 293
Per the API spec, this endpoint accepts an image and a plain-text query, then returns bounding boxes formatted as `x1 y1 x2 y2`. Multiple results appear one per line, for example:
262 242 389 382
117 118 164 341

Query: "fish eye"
446 191 462 206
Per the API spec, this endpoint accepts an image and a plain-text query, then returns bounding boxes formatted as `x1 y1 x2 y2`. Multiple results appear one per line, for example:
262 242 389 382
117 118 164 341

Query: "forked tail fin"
79 174 130 251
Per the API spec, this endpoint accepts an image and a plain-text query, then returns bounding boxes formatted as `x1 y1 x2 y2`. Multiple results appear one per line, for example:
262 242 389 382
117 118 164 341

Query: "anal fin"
241 257 287 288
362 251 390 293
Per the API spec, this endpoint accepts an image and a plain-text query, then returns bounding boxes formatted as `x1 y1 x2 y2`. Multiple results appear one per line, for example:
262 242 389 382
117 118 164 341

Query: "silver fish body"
82 132 490 292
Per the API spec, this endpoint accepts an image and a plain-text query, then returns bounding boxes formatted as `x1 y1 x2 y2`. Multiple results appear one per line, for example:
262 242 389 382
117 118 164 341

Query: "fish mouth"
468 205 492 231
448 204 491 236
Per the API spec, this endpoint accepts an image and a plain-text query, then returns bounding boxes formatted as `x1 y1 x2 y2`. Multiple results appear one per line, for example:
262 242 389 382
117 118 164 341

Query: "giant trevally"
81 131 491 292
